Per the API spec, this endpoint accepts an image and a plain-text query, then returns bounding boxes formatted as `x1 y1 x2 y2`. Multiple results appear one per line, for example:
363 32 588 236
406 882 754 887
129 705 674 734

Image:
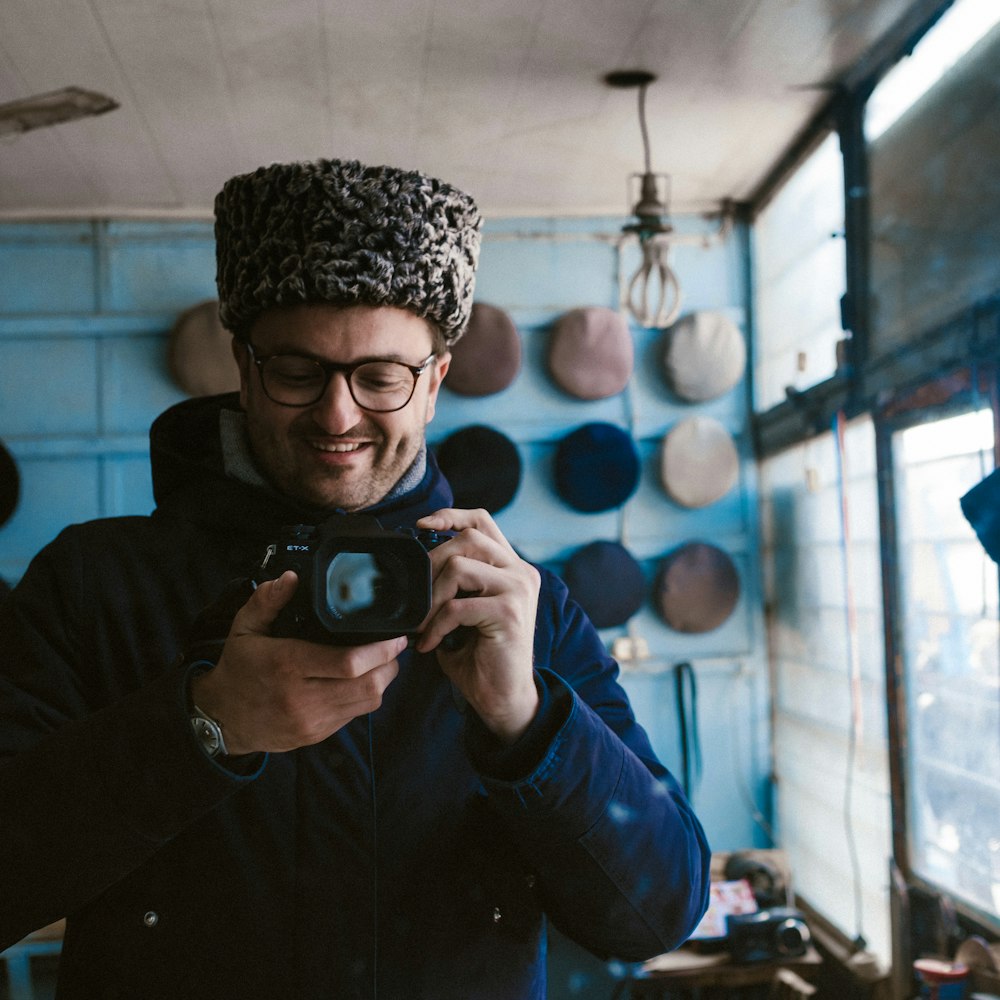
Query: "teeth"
312 441 363 453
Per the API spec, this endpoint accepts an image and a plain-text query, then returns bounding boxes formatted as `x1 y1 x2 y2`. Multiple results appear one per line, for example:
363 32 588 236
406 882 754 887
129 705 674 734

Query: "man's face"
234 303 450 512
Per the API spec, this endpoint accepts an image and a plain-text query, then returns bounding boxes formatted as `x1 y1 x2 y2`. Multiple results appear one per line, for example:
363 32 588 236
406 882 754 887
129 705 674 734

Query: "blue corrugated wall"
0 215 771 992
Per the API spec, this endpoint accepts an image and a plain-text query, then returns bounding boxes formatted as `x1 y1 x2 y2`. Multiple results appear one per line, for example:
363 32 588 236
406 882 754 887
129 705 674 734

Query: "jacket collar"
148 393 453 539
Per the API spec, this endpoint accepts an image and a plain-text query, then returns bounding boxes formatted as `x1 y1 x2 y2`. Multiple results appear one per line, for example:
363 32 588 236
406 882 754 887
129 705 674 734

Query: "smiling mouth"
310 441 367 454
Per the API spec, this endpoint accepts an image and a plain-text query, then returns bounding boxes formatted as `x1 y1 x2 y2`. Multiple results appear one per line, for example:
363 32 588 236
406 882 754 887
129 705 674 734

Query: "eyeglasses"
244 343 437 412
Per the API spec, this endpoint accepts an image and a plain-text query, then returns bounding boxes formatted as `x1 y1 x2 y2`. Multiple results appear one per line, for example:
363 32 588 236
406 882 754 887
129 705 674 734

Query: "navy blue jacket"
0 395 709 999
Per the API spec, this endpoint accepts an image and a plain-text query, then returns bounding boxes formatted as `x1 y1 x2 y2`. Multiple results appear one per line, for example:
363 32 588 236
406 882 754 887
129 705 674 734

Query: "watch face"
192 714 223 756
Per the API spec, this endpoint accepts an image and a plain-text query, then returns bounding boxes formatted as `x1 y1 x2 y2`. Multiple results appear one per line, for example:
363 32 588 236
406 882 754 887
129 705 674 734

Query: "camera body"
254 515 453 645
726 907 811 963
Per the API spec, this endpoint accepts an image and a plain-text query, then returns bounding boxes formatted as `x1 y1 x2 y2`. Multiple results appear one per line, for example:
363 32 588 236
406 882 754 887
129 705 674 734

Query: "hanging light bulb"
605 70 682 328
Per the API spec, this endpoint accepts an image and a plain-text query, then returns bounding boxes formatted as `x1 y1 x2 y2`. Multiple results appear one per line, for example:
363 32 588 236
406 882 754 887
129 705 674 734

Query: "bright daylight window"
893 407 1000 924
865 0 1000 142
753 133 846 413
760 416 892 966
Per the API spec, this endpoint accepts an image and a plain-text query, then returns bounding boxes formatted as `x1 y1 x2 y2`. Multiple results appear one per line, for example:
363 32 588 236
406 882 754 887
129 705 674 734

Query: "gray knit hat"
214 158 482 344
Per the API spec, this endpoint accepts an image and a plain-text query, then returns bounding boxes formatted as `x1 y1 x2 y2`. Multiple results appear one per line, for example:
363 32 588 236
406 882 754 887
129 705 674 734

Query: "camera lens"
325 552 402 622
776 918 809 954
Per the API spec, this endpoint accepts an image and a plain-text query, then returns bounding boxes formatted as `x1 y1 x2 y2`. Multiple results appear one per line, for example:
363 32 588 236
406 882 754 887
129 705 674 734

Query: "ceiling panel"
0 0 934 218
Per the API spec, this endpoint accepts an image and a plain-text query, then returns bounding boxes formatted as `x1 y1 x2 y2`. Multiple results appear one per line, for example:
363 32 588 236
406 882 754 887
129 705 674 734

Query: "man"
1 158 709 998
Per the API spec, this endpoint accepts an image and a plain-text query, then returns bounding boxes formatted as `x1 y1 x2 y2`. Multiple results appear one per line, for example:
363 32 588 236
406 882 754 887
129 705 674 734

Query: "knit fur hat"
214 158 482 344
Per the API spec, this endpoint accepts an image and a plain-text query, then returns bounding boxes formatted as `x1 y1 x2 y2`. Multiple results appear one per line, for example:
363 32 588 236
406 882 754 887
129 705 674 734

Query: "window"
759 415 893 966
892 406 1000 924
753 133 846 413
867 1 1000 358
754 0 1000 969
865 0 1000 142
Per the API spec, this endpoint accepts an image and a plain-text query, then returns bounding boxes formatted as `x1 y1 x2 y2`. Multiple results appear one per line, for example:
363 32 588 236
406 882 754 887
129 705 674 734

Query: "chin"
304 479 383 513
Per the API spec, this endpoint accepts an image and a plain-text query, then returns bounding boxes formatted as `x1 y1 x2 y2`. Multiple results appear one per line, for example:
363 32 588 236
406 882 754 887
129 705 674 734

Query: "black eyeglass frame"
243 342 438 412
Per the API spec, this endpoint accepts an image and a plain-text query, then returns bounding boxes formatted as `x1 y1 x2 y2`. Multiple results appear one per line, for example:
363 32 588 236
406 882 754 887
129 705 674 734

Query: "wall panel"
0 218 771 992
0 223 98 314
0 338 100 436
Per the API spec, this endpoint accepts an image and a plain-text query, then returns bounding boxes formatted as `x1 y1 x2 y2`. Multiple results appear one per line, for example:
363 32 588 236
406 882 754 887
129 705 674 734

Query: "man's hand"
190 571 405 755
414 508 541 744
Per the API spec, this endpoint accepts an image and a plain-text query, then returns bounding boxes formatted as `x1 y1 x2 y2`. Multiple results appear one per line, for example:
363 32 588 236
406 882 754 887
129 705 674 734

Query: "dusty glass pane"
894 407 1000 923
753 133 846 412
760 417 893 964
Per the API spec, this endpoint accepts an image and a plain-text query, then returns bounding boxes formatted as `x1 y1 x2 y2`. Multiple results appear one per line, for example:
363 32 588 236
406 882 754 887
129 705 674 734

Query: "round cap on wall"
444 302 522 397
553 422 641 513
654 541 740 633
0 439 20 528
168 300 241 398
662 311 746 402
547 306 633 400
435 424 522 514
562 540 646 629
660 416 739 508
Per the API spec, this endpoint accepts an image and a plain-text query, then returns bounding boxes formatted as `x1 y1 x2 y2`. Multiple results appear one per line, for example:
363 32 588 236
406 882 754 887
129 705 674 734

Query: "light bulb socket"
632 173 667 216
624 172 672 236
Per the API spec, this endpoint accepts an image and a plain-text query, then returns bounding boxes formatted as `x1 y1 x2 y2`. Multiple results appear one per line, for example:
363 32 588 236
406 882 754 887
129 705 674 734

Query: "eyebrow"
258 345 419 366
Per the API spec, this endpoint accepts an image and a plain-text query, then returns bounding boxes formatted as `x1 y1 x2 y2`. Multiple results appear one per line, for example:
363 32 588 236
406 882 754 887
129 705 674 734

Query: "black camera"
254 515 454 645
726 907 811 963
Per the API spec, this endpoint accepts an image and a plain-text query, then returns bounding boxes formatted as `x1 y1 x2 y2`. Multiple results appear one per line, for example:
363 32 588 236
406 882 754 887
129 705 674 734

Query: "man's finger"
232 571 299 636
300 635 409 681
417 508 512 552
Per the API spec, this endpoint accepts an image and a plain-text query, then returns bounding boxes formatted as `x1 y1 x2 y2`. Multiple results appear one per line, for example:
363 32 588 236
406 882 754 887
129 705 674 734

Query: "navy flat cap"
961 467 1000 564
435 424 522 514
561 540 646 628
0 439 20 528
553 422 641 513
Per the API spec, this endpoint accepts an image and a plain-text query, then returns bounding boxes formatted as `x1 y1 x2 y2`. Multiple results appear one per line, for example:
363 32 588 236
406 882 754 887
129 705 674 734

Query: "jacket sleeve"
0 528 259 950
468 569 711 963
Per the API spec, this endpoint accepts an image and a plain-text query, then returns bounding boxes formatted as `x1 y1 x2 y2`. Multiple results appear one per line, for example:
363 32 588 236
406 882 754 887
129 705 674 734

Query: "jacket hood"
148 393 453 538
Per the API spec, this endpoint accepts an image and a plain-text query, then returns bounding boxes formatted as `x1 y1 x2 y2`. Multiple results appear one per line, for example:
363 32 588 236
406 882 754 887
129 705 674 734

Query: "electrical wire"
637 82 653 175
834 409 868 951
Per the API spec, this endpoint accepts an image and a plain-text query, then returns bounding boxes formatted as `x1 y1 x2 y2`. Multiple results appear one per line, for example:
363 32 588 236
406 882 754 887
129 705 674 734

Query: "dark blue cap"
435 424 522 514
961 468 1000 564
554 422 641 513
0 439 19 528
561 540 646 628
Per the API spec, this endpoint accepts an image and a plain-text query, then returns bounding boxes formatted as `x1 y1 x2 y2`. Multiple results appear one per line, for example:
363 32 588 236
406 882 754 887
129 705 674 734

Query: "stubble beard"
251 418 423 513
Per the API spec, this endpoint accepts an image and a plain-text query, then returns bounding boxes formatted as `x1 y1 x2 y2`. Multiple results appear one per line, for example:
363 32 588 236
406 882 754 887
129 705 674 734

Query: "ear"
231 337 252 409
423 352 451 425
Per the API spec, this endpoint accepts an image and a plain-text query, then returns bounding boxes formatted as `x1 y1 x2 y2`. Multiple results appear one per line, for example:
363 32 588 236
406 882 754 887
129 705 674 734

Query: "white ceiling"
0 0 931 220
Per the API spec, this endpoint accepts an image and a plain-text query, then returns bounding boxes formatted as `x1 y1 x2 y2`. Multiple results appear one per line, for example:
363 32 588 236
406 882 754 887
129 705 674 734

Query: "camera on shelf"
726 907 811 963
254 515 454 646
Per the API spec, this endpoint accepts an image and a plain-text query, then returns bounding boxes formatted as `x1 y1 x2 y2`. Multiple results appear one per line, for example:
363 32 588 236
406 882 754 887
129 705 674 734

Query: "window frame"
749 0 1000 980
874 367 1000 932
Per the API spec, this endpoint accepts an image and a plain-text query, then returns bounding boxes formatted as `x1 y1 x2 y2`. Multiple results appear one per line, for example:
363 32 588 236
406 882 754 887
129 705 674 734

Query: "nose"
309 372 364 434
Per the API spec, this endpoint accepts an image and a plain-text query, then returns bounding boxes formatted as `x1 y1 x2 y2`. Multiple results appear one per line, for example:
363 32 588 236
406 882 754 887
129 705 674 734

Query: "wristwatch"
191 704 229 759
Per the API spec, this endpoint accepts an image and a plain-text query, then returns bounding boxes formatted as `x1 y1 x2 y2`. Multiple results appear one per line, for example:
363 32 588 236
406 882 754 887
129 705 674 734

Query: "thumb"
233 570 299 636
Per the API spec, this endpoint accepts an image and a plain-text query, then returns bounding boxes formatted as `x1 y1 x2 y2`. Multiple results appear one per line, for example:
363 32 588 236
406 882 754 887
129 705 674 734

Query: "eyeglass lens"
261 356 419 411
